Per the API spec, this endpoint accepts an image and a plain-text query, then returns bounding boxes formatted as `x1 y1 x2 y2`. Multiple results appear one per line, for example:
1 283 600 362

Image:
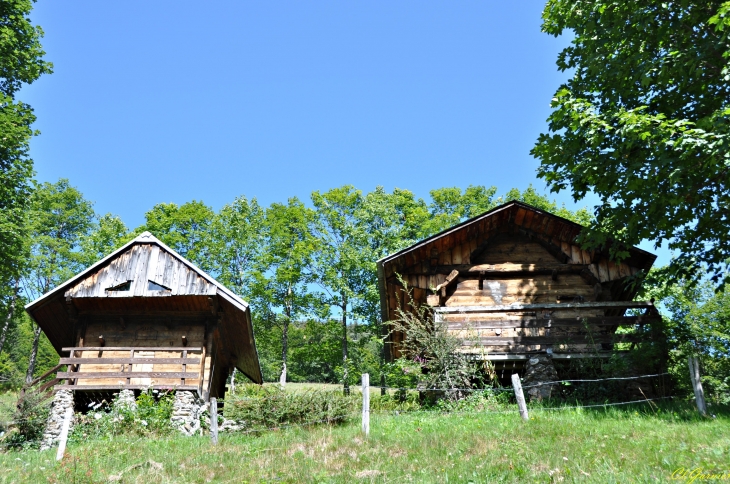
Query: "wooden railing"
433 300 657 317
54 346 204 393
18 363 67 405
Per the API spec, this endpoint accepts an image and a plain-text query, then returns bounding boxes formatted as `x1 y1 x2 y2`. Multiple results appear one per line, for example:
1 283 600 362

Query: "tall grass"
224 385 358 430
0 401 727 483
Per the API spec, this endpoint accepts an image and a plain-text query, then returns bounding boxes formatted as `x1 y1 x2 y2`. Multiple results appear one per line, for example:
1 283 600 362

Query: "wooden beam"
62 346 202 352
398 263 590 277
208 296 219 317
57 371 200 380
463 333 644 345
53 384 200 392
445 315 661 330
435 269 459 290
65 297 78 324
78 310 211 319
469 353 616 361
434 300 655 315
27 363 65 387
464 263 586 274
435 269 459 305
58 357 201 365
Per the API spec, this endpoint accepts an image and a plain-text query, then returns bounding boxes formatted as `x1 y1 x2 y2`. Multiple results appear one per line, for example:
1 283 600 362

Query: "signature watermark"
672 468 730 482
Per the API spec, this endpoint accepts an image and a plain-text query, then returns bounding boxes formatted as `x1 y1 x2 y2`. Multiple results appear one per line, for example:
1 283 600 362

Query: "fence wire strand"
369 371 669 393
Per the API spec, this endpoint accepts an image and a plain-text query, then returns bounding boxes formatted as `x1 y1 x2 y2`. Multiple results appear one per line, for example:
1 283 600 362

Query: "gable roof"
376 201 657 325
378 200 656 271
26 231 250 312
25 231 262 383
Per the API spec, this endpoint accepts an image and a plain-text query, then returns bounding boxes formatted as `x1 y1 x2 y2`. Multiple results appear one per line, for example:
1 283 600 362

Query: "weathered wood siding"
380 202 657 360
65 244 217 298
73 316 207 388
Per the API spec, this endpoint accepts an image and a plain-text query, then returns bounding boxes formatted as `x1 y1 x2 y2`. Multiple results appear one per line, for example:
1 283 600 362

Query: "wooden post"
511 373 528 421
688 356 707 416
210 397 218 445
362 373 370 437
56 407 73 461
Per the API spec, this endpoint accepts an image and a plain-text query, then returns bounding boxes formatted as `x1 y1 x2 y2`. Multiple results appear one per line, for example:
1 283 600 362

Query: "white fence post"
511 373 529 421
688 356 707 416
210 397 219 445
362 373 370 436
56 407 73 461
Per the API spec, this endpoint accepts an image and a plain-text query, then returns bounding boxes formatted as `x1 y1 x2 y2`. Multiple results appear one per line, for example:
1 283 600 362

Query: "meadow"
0 399 727 483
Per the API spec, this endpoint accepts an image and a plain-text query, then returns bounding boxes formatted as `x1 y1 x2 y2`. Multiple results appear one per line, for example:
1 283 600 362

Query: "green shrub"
70 389 174 442
387 279 486 400
382 358 421 402
1 388 50 450
369 391 421 412
434 388 513 413
224 385 357 431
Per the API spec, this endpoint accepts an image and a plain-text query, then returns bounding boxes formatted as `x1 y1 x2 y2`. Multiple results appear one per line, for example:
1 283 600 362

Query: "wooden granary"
376 201 660 368
25 231 262 402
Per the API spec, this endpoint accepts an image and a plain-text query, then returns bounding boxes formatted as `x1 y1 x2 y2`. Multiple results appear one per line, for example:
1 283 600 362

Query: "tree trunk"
341 297 349 396
25 322 42 384
280 320 289 387
0 280 19 354
280 287 291 387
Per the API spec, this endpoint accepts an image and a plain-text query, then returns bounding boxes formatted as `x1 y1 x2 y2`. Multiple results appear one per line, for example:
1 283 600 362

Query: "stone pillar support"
170 390 206 436
523 354 559 402
112 389 137 412
40 389 75 451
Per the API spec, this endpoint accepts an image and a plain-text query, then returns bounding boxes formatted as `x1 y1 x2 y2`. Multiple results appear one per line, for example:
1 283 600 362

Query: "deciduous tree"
141 201 215 271
533 1 730 286
257 199 317 385
0 0 52 309
310 186 372 394
22 179 94 382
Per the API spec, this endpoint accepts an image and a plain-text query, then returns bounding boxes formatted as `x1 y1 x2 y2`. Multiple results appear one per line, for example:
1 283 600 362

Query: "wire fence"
0 370 700 452
354 371 670 393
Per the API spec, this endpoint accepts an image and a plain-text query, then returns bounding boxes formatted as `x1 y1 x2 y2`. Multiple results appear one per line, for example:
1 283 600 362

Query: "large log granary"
25 231 262 406
377 201 661 385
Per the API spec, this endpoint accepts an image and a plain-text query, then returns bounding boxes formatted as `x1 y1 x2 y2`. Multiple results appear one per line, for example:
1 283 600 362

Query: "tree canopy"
532 1 730 286
0 0 52 293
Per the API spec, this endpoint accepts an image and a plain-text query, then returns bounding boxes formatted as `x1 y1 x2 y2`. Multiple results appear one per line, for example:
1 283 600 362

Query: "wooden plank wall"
65 244 217 298
382 205 650 359
73 316 209 388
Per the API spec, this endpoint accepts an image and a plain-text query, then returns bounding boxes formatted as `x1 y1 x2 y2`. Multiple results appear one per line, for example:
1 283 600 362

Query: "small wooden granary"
377 201 660 367
25 231 262 402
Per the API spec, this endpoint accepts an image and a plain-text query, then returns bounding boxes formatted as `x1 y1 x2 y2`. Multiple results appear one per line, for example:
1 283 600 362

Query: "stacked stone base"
170 390 207 436
523 355 559 402
40 389 240 445
112 389 137 412
40 389 75 451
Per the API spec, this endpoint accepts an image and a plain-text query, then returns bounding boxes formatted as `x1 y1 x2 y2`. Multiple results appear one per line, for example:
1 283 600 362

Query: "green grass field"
0 401 728 483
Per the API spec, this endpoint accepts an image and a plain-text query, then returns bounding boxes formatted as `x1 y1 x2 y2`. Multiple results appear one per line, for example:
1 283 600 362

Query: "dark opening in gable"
106 281 132 292
148 280 171 291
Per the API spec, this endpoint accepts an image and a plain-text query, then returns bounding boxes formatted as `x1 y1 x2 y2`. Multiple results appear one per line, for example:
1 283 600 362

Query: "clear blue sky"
21 1 669 263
